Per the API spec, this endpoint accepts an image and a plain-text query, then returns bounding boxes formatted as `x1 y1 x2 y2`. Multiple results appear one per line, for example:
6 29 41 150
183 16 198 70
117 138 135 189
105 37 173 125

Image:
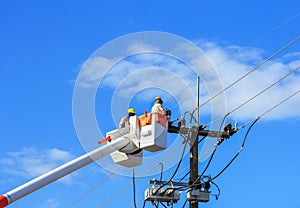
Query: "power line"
200 36 300 109
66 167 121 208
206 65 300 127
200 88 300 183
82 28 300 208
258 88 300 119
208 118 259 182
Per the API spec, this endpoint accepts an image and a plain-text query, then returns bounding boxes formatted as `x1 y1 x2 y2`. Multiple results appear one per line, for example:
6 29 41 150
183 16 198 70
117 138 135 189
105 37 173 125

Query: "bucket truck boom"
0 137 129 208
0 113 169 207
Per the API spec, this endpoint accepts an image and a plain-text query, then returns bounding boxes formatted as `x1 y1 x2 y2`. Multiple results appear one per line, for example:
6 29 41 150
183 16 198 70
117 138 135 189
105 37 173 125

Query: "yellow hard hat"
154 96 162 101
128 108 136 114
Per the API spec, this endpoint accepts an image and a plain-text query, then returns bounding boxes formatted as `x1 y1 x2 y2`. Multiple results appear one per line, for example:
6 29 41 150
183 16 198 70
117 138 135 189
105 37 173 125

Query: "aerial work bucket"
139 113 168 152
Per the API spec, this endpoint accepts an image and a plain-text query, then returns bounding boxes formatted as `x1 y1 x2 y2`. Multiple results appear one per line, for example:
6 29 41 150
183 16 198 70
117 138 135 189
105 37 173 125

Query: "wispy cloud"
0 147 75 183
33 198 60 208
76 39 300 121
199 40 300 120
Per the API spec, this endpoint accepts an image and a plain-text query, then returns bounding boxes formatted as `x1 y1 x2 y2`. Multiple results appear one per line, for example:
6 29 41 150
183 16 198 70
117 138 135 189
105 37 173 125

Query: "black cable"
176 136 206 186
142 200 146 208
177 171 190 184
159 163 164 181
181 199 188 208
132 168 137 208
159 202 168 208
198 135 207 144
185 113 229 190
192 113 229 186
156 140 188 192
209 118 259 182
210 180 221 200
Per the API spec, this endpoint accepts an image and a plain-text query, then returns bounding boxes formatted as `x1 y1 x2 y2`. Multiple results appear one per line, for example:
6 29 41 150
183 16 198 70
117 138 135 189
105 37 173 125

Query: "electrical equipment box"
144 188 181 203
187 190 210 203
107 116 142 167
139 113 168 152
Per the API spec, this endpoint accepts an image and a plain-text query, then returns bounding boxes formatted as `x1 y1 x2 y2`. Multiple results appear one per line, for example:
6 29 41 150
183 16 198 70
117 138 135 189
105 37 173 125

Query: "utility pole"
145 76 237 207
189 76 200 208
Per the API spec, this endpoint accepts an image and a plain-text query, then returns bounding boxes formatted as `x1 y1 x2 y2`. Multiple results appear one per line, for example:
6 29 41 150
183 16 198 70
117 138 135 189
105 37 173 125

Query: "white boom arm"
0 137 129 208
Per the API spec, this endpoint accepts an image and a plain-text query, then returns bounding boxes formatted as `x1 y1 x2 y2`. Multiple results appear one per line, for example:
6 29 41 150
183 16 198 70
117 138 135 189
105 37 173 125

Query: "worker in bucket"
151 96 166 115
119 108 136 128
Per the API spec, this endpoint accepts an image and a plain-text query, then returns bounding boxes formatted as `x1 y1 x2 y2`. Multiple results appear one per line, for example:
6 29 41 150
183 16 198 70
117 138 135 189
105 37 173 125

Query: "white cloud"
0 147 76 183
200 41 300 121
76 39 300 121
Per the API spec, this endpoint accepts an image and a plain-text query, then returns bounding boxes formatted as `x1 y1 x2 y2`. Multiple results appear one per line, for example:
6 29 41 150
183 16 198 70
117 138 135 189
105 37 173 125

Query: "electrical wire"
200 35 300 109
133 81 300 208
198 135 207 144
66 166 121 208
69 32 300 208
142 200 146 208
198 113 228 176
208 118 259 182
96 135 188 208
155 138 189 192
206 65 300 127
129 164 191 208
240 88 300 129
166 20 300 114
132 168 137 208
176 136 207 184
159 163 164 181
210 180 221 200
181 199 188 208
96 63 300 208
258 88 300 118
177 171 189 184
204 87 300 183
159 202 168 208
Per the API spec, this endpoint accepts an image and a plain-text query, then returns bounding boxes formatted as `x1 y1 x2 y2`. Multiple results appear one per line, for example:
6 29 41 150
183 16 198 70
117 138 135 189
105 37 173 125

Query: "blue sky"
1 1 300 208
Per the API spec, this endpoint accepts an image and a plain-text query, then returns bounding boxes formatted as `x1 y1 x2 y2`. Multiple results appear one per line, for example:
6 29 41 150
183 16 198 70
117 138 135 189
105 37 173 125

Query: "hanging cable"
206 88 300 182
200 35 300 109
159 202 168 208
129 82 300 208
188 113 229 189
181 199 188 208
142 200 146 208
210 180 221 200
155 138 189 192
206 65 300 127
178 171 190 184
198 135 207 144
96 68 300 208
132 168 137 208
77 37 299 208
209 118 259 182
159 163 164 181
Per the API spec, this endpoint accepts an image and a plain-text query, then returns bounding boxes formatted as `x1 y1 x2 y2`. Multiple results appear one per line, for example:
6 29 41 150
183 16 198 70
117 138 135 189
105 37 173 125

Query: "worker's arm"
119 117 126 128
